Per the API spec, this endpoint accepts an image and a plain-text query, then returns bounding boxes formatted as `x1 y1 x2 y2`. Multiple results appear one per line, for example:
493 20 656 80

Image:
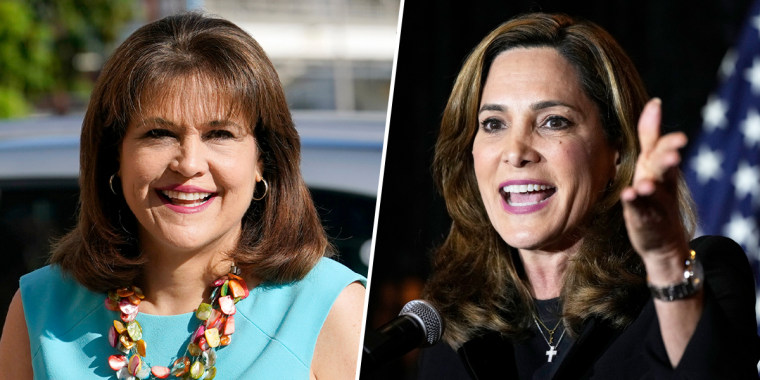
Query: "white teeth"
501 184 553 193
161 190 212 201
509 200 541 206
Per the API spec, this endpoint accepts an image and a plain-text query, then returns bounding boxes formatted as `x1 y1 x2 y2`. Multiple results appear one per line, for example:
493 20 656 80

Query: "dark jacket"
419 236 760 379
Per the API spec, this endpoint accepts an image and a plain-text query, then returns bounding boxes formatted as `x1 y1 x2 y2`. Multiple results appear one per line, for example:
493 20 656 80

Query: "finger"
621 186 637 202
634 132 688 183
655 139 685 171
637 98 662 156
655 131 688 155
633 178 657 196
620 182 655 206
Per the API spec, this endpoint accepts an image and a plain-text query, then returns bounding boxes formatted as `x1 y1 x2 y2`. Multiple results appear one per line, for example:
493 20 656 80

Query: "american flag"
683 0 760 324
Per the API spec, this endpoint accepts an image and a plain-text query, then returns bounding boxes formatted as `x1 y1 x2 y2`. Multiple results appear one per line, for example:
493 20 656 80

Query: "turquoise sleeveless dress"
19 257 365 379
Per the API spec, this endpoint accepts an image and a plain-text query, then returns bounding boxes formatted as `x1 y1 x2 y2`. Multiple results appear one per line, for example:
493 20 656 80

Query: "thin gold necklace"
533 315 566 363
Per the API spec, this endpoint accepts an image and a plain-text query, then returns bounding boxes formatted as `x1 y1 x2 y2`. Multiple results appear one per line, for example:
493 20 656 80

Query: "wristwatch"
648 250 703 301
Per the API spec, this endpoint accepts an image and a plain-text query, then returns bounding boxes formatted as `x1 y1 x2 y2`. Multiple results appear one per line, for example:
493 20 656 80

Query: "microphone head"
399 299 443 346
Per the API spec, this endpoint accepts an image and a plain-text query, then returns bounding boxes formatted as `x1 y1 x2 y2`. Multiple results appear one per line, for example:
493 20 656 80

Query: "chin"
495 226 553 250
162 238 206 251
495 230 532 248
503 238 543 251
146 228 210 251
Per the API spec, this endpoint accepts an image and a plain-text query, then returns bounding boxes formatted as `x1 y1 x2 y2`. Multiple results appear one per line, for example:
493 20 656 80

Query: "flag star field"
684 0 760 325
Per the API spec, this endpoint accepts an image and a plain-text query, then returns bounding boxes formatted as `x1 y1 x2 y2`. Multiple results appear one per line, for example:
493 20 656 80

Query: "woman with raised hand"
420 13 759 379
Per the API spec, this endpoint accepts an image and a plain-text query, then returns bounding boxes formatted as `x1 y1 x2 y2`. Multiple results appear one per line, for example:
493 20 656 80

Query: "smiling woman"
0 12 365 380
473 48 618 256
418 13 759 379
119 80 260 263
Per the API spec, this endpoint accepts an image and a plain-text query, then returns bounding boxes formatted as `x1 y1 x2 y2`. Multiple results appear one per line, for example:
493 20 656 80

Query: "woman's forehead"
136 73 249 124
481 48 592 112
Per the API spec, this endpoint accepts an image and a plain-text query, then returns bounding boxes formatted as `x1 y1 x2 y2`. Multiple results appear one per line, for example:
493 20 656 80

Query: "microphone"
361 299 443 374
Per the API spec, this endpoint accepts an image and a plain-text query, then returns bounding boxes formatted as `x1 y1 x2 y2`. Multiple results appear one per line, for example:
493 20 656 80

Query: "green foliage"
0 1 52 117
0 86 30 118
0 0 133 118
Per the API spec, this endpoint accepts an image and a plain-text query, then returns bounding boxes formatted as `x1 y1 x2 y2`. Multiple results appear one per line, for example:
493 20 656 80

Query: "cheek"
472 139 499 182
569 150 594 181
555 140 613 216
471 140 506 227
119 148 173 206
222 150 258 195
553 140 597 184
121 155 160 185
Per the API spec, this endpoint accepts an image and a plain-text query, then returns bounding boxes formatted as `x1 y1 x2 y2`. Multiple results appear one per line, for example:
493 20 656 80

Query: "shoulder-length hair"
425 13 696 347
51 12 329 291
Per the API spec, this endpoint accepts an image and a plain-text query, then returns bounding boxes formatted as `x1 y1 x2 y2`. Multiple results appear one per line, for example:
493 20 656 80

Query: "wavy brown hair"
425 13 696 347
51 13 329 291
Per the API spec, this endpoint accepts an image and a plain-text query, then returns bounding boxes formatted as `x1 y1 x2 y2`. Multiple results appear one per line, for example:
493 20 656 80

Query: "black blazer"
419 236 760 379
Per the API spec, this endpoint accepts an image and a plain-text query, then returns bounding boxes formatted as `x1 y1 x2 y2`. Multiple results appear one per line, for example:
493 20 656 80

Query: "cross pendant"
546 345 558 362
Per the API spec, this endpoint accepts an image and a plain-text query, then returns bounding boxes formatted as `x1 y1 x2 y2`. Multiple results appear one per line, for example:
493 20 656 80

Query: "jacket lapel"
553 318 621 379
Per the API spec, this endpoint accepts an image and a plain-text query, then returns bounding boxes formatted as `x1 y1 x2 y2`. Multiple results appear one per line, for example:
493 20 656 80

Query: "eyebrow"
138 117 174 128
208 119 244 129
478 100 579 115
479 104 505 113
530 100 578 111
138 117 243 129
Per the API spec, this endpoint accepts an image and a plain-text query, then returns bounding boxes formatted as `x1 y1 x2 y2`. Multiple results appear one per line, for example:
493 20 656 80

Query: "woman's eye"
144 129 175 139
543 116 572 130
206 129 235 140
480 118 504 132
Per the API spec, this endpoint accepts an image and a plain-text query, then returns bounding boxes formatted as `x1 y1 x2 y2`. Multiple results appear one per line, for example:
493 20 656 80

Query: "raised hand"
621 98 703 367
621 98 690 261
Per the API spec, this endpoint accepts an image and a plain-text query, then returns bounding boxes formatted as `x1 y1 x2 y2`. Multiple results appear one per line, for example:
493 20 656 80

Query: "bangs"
132 69 253 132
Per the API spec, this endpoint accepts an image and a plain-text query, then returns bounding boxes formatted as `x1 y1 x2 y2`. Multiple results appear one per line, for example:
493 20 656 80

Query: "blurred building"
144 0 400 112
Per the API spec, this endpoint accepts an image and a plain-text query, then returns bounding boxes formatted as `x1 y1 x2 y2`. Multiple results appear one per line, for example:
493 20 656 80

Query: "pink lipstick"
498 180 556 214
155 185 217 214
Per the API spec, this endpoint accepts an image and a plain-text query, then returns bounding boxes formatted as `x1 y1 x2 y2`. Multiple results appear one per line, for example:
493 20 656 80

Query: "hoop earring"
109 173 118 195
117 209 132 237
252 178 268 201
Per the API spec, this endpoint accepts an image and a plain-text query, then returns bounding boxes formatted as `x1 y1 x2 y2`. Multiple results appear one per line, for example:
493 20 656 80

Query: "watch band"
648 250 703 302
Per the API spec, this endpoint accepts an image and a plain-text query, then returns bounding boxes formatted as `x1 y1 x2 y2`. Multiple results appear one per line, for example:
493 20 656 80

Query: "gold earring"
109 173 118 195
253 178 268 201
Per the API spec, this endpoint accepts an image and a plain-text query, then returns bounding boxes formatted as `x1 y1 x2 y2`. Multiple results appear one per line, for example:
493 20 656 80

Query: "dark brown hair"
425 13 696 347
51 13 329 291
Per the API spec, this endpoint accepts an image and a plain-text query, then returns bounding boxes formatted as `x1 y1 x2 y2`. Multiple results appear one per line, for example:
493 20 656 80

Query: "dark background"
364 0 755 378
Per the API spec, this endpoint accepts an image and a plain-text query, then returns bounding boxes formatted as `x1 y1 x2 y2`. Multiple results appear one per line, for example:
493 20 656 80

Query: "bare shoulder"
328 281 366 317
0 289 33 379
311 281 366 380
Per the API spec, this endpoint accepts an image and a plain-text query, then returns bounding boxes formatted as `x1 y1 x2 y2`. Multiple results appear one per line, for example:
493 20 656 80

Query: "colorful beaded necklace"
104 265 249 379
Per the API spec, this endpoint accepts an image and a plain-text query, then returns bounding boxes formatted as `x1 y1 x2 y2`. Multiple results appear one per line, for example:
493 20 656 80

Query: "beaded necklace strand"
104 265 249 379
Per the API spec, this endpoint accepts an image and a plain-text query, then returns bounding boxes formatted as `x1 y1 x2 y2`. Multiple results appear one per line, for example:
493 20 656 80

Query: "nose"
502 128 539 167
170 136 207 178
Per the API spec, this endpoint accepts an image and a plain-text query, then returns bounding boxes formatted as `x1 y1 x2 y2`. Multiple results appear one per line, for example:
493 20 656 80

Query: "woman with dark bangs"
419 13 759 379
0 13 365 379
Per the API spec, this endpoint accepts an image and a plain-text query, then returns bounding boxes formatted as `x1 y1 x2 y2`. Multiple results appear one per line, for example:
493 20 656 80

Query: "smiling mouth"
501 184 556 206
158 190 215 208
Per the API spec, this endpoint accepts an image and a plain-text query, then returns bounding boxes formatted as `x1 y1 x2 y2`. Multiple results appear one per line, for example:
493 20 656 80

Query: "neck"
136 241 235 316
518 240 581 300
